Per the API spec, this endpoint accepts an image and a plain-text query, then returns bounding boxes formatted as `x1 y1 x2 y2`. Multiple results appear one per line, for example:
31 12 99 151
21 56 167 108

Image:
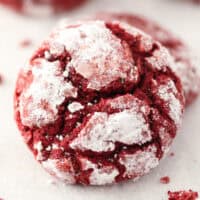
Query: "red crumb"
160 176 170 184
170 152 175 157
19 39 32 48
168 190 199 200
0 74 3 84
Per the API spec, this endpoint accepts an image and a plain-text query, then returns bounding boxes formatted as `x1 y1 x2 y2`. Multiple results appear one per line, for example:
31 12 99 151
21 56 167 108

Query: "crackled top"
50 20 138 90
15 19 184 185
70 96 152 152
95 13 200 106
18 20 159 128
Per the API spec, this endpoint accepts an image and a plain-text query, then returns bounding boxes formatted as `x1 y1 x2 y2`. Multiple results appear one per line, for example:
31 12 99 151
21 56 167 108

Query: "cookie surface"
0 0 86 15
96 13 200 106
14 20 184 185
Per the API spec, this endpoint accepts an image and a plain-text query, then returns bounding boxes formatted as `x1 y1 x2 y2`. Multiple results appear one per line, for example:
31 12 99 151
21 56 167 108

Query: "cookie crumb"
160 176 170 184
169 152 175 157
168 190 198 200
0 74 3 84
19 39 32 48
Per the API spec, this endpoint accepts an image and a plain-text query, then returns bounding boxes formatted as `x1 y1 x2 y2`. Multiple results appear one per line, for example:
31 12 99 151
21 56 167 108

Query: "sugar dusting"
80 158 119 185
19 58 77 127
146 46 175 71
68 102 84 113
50 20 138 91
116 21 154 52
158 80 182 126
70 97 152 152
158 127 172 156
160 176 170 184
174 49 200 103
119 145 159 178
42 159 75 184
109 94 149 112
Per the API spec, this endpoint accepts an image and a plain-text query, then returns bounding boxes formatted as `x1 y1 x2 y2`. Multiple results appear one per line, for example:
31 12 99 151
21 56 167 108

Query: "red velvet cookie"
0 0 86 15
95 13 200 106
14 20 184 185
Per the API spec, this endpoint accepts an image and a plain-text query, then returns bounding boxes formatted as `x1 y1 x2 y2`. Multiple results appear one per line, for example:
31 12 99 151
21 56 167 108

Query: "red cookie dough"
14 20 184 185
168 190 199 200
160 176 170 184
0 0 86 15
95 13 200 106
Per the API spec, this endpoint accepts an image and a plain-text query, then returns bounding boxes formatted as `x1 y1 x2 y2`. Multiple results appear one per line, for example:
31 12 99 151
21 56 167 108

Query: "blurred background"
0 0 199 200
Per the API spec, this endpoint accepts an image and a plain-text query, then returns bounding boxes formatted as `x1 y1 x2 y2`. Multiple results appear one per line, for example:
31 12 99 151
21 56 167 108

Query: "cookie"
0 0 86 15
14 20 184 185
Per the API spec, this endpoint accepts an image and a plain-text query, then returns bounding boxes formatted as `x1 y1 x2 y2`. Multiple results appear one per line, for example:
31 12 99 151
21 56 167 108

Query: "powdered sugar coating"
119 145 159 179
159 127 172 155
42 159 75 184
158 80 182 126
19 58 77 127
110 94 149 112
70 103 152 152
149 108 174 156
173 49 200 105
146 47 175 71
68 102 84 113
79 158 119 185
114 21 154 53
50 20 138 91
